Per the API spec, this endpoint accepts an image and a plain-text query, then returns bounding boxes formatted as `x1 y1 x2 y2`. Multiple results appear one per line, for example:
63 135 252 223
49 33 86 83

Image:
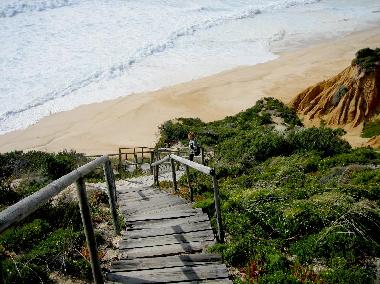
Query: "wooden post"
186 166 193 202
201 147 205 165
76 178 104 284
103 160 120 235
134 154 138 170
155 164 159 187
170 158 178 192
154 150 159 186
150 151 154 174
212 174 224 243
176 150 180 170
118 148 122 172
141 147 144 163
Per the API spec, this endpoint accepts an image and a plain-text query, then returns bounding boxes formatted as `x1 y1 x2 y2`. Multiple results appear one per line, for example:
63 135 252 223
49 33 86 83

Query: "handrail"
152 154 224 243
0 155 120 284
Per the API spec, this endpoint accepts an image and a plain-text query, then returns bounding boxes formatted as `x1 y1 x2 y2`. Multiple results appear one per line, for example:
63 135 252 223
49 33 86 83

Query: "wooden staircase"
106 183 231 283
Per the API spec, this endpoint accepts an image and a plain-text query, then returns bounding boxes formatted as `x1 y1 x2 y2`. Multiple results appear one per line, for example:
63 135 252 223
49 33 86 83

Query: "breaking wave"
0 0 80 18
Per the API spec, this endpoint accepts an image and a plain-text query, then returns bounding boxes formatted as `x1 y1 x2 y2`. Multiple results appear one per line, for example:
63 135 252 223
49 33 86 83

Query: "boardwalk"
106 173 231 283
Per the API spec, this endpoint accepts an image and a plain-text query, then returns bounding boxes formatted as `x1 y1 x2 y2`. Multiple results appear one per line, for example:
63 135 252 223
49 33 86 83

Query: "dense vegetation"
0 151 113 283
351 47 380 74
158 98 380 283
362 119 380 138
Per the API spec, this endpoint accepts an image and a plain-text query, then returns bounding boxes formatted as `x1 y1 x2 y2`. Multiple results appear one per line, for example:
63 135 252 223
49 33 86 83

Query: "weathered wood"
120 193 184 205
120 198 182 211
128 214 210 230
170 158 178 192
119 230 214 249
122 203 195 217
122 222 212 238
125 209 201 223
151 155 171 167
186 166 193 202
118 186 159 194
103 160 120 235
171 154 213 175
118 191 168 202
212 175 224 243
120 197 186 212
118 148 122 172
110 254 221 272
0 155 109 233
120 240 214 259
76 178 104 284
201 147 205 165
106 264 228 283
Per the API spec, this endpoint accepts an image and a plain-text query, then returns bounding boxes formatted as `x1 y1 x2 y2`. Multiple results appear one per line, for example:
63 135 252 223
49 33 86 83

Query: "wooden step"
120 240 215 259
125 209 202 223
108 182 230 284
119 229 215 249
122 220 212 238
106 263 230 283
128 214 210 230
110 254 221 272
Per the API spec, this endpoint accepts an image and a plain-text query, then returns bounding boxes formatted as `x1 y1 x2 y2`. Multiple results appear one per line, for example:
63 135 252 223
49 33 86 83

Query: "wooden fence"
0 156 120 284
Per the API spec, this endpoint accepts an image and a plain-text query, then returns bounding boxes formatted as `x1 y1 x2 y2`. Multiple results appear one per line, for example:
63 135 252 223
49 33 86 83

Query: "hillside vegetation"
158 97 380 283
0 151 114 283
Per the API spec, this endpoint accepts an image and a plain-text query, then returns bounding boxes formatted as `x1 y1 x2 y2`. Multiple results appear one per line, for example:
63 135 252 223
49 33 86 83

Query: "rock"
292 49 380 128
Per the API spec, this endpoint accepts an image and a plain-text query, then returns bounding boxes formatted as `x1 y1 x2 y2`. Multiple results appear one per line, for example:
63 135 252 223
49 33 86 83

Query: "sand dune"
1 27 380 155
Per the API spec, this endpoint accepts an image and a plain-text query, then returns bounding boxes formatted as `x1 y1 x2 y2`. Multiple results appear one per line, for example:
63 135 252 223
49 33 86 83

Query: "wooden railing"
151 154 224 243
0 156 120 284
117 146 205 173
118 147 155 171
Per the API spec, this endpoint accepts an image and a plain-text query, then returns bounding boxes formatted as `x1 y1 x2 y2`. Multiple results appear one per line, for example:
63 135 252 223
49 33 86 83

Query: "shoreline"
1 26 380 155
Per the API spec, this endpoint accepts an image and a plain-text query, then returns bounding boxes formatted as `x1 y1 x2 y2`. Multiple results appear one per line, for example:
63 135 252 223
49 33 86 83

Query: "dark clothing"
189 153 194 161
189 139 196 155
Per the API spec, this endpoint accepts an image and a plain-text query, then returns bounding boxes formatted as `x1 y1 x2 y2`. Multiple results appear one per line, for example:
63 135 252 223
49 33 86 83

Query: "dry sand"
1 27 380 155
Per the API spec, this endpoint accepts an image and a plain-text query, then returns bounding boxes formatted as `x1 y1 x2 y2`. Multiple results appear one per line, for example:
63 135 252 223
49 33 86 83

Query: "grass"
0 150 116 283
362 119 380 138
158 97 380 283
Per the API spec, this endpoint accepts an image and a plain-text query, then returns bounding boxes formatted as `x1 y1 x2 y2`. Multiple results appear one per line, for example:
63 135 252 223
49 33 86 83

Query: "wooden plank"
122 203 197 217
106 264 228 283
118 187 159 195
120 196 186 210
122 221 212 238
121 199 187 214
124 208 200 220
120 196 185 208
110 254 221 272
119 229 214 249
118 191 168 202
105 279 232 284
128 214 210 230
120 240 214 258
171 154 213 175
126 209 201 223
117 187 162 195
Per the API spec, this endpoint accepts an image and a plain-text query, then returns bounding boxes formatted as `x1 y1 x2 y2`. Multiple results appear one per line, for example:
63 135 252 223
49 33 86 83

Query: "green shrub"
0 219 49 253
362 119 380 138
351 47 380 74
287 127 351 156
44 151 78 179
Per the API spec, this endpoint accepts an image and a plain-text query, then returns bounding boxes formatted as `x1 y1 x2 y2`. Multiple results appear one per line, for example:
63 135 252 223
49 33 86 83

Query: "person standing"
188 132 196 161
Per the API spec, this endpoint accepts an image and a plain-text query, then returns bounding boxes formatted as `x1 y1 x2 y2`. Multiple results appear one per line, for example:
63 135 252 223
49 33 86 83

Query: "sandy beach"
1 27 380 155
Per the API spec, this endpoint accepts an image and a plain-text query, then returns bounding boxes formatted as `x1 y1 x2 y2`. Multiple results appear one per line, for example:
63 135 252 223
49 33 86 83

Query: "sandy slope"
1 27 380 155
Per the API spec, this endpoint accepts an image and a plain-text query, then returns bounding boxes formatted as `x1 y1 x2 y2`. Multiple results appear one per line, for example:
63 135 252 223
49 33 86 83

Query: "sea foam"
0 0 379 134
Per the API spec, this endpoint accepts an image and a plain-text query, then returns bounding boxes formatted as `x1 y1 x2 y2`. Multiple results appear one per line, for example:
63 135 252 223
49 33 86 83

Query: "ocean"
1 0 379 134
